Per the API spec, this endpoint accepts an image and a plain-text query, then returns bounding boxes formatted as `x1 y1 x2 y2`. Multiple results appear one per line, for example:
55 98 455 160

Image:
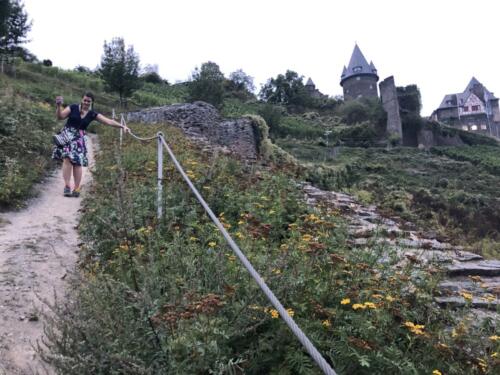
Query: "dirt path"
0 136 95 375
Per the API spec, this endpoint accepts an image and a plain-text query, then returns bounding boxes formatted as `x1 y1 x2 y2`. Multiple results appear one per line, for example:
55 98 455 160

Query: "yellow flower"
363 302 377 309
481 294 496 302
489 335 500 341
235 232 245 239
491 352 498 358
432 370 442 375
340 298 351 305
202 186 211 190
272 268 282 275
238 220 245 225
270 309 279 319
189 236 198 241
478 358 487 371
280 244 289 251
352 303 366 310
286 308 294 317
301 234 313 242
436 342 449 350
322 319 331 327
404 322 425 335
371 294 383 299
227 255 236 262
208 241 216 247
288 223 298 230
385 295 395 302
460 291 473 301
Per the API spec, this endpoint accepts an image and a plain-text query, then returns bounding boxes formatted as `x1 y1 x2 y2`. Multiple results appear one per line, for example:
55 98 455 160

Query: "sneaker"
71 188 81 198
63 186 72 197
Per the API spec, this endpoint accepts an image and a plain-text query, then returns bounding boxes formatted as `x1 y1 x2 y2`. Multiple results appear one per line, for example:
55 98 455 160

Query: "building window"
463 106 469 112
470 125 478 131
462 125 469 131
472 105 480 111
481 124 487 130
356 77 361 81
353 66 362 73
369 85 373 89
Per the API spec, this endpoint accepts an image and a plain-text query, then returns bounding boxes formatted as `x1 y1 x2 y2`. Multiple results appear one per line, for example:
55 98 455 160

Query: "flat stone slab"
435 296 499 310
398 238 452 250
439 277 500 294
446 260 500 277
451 251 483 262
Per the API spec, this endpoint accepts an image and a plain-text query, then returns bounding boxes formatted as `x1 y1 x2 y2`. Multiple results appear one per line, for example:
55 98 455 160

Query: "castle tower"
340 44 379 101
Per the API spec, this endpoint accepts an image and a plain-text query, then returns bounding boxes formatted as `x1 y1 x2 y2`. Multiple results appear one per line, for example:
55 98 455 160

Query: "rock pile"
302 183 500 318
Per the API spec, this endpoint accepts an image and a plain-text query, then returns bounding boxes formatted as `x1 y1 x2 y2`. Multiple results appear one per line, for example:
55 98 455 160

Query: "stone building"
340 44 379 101
432 77 500 137
305 78 326 99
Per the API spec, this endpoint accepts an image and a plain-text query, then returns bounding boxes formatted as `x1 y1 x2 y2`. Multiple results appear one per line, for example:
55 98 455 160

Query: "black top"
65 104 99 130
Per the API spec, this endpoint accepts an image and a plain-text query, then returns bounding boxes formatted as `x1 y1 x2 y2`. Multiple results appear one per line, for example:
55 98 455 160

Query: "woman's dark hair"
83 91 95 102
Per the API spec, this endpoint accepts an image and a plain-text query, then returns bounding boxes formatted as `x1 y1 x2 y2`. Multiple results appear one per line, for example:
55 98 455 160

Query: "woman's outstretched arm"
96 114 130 132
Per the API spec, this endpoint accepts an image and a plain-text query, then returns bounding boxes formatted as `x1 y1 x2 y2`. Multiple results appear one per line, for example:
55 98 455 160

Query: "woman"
52 92 130 197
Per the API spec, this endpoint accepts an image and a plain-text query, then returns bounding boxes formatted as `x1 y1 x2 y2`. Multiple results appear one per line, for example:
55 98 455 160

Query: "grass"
278 139 500 257
39 123 499 374
0 60 188 209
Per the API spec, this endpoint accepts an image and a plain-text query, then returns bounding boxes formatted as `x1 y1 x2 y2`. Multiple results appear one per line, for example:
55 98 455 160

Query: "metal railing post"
157 132 164 219
119 113 124 148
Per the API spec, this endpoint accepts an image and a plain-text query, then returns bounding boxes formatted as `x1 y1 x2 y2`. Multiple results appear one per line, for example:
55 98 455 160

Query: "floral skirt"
52 127 88 166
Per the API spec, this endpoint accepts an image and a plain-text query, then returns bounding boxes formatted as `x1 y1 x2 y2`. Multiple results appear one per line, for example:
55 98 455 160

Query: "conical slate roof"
306 78 315 86
340 44 378 85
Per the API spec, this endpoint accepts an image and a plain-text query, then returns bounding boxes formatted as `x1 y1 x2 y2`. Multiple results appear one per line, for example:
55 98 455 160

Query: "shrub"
257 103 283 132
41 124 499 374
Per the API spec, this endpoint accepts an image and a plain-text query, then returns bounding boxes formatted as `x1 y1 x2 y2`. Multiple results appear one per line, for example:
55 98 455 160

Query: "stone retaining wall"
126 101 259 159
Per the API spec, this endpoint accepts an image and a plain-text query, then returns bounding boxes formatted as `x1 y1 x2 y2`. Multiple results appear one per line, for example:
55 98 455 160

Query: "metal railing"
117 115 337 375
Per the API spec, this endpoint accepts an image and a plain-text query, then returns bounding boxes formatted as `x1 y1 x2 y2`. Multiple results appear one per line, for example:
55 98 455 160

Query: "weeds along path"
0 135 96 375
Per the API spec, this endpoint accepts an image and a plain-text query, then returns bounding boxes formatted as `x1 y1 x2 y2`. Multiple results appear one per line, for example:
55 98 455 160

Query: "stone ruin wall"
379 76 403 141
125 101 260 160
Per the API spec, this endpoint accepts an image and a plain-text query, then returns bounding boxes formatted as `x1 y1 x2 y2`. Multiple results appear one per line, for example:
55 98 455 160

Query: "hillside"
1 62 499 374
0 60 187 208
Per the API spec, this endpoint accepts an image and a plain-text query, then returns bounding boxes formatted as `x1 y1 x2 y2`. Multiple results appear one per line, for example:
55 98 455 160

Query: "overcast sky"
23 0 500 115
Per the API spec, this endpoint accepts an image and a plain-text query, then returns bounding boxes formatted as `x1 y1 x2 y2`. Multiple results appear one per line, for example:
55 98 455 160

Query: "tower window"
356 77 361 81
462 125 468 130
471 105 480 111
481 124 487 130
353 66 362 73
471 125 478 130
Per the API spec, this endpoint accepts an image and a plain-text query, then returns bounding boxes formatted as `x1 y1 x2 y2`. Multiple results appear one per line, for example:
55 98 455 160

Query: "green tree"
0 0 10 40
225 69 255 99
0 0 32 57
397 84 421 115
188 61 225 108
259 70 310 108
100 37 141 106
